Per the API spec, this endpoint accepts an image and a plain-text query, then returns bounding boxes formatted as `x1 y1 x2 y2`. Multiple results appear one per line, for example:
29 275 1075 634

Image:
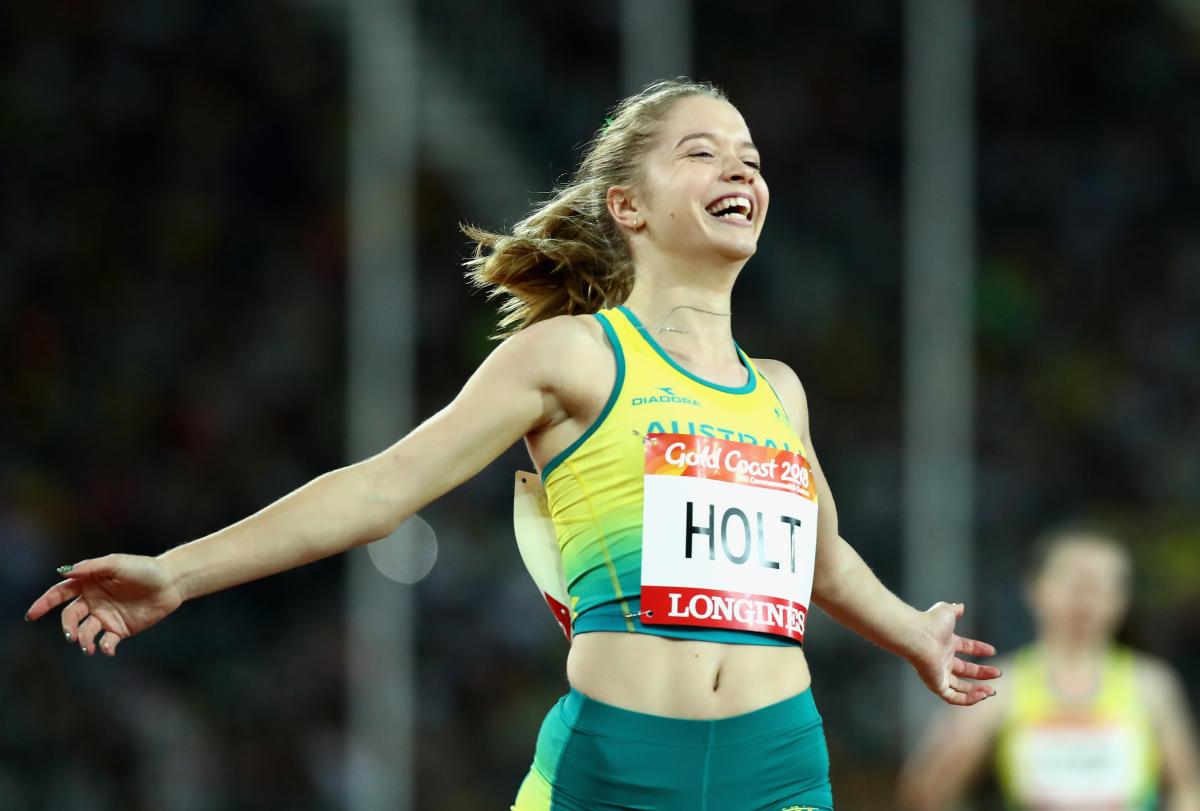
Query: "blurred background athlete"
898 527 1200 811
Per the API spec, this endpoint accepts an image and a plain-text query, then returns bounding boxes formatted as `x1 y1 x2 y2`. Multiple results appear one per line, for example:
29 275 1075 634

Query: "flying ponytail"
463 78 728 338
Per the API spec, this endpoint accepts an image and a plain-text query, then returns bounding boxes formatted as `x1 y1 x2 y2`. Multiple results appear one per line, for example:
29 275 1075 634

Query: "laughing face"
624 95 769 264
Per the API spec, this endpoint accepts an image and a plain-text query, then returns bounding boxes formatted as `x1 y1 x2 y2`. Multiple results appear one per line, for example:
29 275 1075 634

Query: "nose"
721 153 757 184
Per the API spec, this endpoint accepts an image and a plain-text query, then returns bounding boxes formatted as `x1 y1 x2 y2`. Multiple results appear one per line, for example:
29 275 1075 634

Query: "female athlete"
26 79 1000 810
898 527 1200 811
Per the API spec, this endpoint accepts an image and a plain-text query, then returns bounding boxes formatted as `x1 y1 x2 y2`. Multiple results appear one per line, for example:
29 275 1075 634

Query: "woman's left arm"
758 359 1000 706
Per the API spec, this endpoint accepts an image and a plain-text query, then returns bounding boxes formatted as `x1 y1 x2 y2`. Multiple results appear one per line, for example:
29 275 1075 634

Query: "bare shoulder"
1134 652 1190 710
1134 652 1179 687
496 313 610 380
506 312 607 353
752 357 810 435
506 313 617 430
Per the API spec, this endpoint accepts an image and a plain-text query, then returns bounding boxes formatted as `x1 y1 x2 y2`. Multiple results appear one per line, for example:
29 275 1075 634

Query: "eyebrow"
675 132 758 151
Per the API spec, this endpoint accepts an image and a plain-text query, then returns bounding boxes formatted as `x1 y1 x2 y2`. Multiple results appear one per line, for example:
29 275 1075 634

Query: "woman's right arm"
25 315 587 654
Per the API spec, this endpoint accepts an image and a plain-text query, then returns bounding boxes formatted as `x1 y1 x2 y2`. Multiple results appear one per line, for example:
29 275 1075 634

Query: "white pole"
346 0 416 807
902 0 977 747
621 0 693 93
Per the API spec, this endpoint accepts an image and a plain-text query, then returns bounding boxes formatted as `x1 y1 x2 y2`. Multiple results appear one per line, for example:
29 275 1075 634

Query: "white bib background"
1013 724 1142 809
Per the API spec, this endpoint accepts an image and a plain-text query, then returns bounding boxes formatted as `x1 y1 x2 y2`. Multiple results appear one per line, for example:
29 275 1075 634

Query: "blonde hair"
462 78 729 338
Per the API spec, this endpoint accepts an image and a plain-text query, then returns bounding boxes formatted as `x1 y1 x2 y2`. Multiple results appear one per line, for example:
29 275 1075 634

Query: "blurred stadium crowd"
3 2 1198 809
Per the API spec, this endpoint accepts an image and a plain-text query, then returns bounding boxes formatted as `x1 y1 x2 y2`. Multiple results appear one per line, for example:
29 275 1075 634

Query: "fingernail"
64 631 72 641
24 612 31 622
57 564 73 575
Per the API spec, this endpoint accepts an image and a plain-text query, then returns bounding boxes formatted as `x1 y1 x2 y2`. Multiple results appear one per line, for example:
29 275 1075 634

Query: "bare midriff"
565 631 812 719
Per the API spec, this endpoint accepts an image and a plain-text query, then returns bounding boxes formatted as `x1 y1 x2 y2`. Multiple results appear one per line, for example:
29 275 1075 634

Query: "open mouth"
705 195 753 223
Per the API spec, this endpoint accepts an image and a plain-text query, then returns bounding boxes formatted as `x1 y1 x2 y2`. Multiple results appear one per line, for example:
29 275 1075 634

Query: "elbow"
350 457 412 544
370 509 409 543
357 514 401 547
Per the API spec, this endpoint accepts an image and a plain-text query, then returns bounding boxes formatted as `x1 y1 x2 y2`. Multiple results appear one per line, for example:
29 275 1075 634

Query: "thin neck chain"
644 304 732 335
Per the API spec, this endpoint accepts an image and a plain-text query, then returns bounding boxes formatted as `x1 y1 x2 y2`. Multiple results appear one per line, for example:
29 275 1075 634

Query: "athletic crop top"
540 305 814 647
994 645 1160 810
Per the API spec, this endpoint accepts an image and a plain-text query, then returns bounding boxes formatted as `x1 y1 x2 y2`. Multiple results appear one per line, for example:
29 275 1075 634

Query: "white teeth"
705 195 753 218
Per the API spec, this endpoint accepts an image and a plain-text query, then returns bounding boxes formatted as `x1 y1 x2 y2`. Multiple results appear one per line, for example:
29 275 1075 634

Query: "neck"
1038 638 1109 700
621 251 743 361
1038 632 1108 663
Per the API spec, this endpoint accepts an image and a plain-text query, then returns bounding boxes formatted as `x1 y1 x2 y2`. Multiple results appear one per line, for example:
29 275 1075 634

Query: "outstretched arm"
25 316 584 655
757 359 999 706
807 448 997 705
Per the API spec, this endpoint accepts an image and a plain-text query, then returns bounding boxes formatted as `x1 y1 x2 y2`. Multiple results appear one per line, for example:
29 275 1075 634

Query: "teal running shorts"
511 687 834 811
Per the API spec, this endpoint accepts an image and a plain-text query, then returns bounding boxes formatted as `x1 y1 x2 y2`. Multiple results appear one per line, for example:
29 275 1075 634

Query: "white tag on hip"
513 471 572 641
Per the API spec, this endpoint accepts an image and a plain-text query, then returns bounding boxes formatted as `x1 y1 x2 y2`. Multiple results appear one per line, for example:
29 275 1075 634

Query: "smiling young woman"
26 79 999 811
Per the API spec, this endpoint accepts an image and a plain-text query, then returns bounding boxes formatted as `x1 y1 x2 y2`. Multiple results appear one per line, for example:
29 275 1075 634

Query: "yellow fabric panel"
510 767 553 811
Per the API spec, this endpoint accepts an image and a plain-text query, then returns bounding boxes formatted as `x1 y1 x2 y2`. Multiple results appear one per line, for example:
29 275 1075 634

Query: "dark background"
4 2 1199 808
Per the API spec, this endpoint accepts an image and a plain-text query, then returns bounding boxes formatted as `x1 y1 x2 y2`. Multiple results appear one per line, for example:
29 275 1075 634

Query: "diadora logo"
631 386 701 407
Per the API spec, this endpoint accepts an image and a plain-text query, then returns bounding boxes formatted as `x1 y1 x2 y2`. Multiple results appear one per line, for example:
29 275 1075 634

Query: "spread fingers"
61 597 91 643
952 658 1003 681
77 615 104 655
25 579 82 623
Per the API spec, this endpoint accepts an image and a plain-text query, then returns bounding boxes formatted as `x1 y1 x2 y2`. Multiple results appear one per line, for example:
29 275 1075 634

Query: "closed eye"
687 151 760 170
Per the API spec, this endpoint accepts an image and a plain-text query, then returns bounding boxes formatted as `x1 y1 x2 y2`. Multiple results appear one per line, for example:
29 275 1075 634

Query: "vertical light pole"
902 0 977 746
347 0 416 807
621 0 692 93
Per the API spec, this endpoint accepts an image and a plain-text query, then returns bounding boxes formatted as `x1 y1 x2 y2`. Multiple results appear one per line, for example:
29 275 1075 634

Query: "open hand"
909 601 1001 706
25 554 184 656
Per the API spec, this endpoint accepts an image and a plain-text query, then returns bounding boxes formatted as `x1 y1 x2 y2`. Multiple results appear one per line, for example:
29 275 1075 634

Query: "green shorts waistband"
561 686 821 747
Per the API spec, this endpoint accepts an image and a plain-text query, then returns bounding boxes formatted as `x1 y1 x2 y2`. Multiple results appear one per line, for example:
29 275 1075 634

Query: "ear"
606 185 642 232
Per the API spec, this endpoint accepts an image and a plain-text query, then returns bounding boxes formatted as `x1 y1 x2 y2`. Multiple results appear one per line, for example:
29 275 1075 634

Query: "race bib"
639 433 819 642
1012 723 1141 808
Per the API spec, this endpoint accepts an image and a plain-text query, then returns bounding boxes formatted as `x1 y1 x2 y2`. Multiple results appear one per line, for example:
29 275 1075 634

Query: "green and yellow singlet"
541 305 814 646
